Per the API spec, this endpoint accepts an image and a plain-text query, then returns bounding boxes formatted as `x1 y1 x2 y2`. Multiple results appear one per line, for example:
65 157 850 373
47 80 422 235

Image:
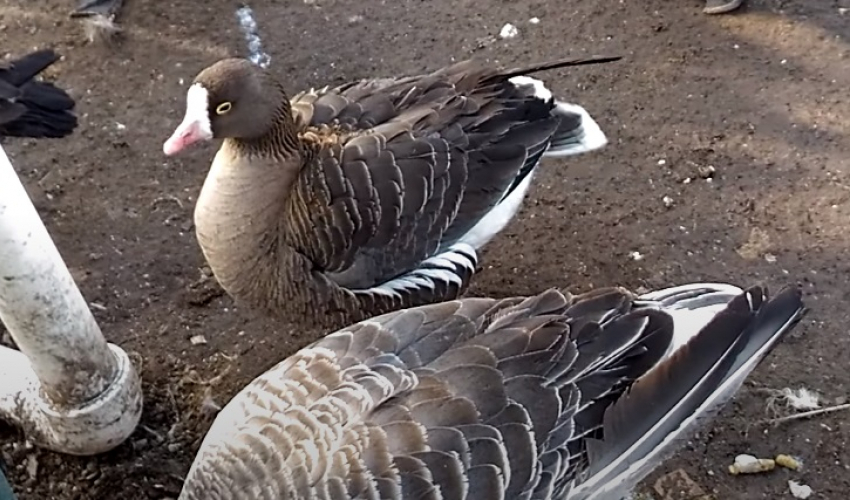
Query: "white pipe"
0 144 142 456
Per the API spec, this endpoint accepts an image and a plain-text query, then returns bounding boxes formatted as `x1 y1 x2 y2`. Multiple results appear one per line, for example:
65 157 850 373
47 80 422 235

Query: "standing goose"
163 56 617 326
0 49 77 138
178 282 806 500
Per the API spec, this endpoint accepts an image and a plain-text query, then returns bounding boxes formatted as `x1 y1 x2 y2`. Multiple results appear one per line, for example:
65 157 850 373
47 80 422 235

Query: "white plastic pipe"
0 144 142 456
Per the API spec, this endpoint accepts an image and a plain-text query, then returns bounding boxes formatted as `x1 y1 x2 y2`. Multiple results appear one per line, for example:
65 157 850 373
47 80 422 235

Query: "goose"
163 56 617 327
0 49 77 139
177 281 806 500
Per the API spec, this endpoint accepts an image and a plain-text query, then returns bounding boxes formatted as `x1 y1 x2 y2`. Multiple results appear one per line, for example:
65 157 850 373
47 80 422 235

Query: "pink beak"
163 120 210 156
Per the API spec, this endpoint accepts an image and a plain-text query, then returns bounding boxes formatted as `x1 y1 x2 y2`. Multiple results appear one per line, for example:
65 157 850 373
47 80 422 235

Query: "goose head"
163 58 283 155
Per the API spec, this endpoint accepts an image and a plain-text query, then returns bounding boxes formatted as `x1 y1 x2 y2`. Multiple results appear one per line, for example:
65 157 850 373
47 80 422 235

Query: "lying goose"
163 56 617 326
0 49 77 138
178 282 805 500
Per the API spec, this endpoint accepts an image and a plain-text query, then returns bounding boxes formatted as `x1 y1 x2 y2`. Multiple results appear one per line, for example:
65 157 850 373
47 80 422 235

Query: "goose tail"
501 56 617 158
505 75 609 158
544 101 608 157
567 283 806 500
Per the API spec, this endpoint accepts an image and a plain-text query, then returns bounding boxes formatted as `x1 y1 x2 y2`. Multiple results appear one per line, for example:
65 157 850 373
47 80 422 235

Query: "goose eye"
215 102 233 115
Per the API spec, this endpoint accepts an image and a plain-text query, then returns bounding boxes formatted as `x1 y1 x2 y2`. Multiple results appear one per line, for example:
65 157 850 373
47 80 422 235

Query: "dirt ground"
1 0 848 498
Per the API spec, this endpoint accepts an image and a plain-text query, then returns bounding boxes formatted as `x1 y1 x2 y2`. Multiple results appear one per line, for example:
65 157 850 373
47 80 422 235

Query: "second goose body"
163 56 616 326
178 282 806 500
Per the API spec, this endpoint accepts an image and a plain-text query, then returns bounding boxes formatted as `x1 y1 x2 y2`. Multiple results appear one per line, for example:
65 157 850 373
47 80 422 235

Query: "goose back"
279 58 613 322
178 283 805 500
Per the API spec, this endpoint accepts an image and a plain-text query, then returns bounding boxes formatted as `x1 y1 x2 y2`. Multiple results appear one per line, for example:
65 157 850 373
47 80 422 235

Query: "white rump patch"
508 75 553 102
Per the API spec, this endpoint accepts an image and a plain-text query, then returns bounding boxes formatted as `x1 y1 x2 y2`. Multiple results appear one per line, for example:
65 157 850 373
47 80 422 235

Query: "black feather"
572 286 805 497
489 55 624 82
0 49 77 139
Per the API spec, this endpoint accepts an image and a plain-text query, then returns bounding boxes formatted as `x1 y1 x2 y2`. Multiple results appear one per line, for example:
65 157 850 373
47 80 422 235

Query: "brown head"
163 58 285 155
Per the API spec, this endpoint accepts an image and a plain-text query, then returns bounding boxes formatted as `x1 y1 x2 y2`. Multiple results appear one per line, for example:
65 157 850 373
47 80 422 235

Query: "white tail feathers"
508 75 609 158
544 101 609 158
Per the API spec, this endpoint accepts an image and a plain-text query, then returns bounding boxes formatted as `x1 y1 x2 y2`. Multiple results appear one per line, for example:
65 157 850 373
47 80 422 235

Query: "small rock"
529 17 540 24
788 480 813 499
729 454 775 475
776 454 803 471
25 454 38 480
662 195 674 208
653 469 713 500
629 251 644 261
499 23 519 39
697 165 715 179
190 335 208 345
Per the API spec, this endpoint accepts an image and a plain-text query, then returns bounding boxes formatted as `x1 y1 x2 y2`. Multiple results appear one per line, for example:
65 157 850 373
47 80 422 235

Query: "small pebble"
190 335 208 345
776 454 802 471
788 480 813 499
499 23 519 39
26 455 38 480
729 454 775 475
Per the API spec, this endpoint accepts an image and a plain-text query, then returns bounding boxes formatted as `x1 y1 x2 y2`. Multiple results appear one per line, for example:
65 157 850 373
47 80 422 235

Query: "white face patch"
183 83 213 137
162 83 215 155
